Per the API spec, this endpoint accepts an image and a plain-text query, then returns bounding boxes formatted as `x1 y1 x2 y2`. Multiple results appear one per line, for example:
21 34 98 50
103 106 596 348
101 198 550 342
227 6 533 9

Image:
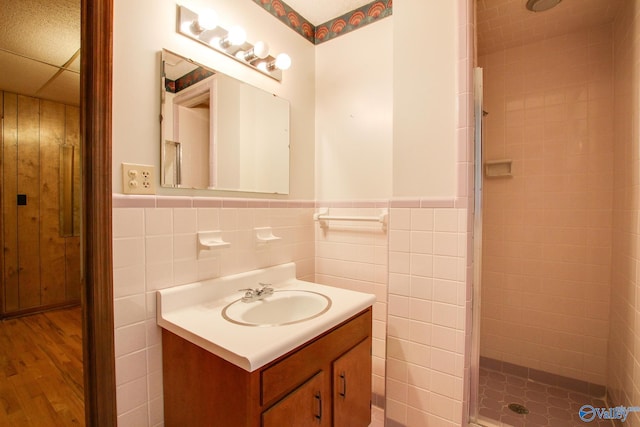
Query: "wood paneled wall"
1 91 81 316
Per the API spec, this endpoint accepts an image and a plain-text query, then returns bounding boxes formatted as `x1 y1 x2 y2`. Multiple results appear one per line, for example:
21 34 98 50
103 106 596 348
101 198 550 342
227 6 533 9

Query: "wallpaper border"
251 0 392 45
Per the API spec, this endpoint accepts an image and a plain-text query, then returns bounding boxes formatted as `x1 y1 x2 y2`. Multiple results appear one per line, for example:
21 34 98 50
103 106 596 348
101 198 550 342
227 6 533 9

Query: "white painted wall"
315 18 393 201
393 0 458 198
113 0 460 201
315 0 460 200
112 0 315 199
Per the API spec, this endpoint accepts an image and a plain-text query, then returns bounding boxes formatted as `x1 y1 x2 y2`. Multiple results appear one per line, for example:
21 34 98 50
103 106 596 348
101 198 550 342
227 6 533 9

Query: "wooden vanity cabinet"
333 338 372 426
262 371 327 427
162 307 372 427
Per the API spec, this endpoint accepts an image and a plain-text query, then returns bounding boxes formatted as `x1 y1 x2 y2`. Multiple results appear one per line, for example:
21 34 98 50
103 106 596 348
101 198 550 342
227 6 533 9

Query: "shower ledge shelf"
484 159 512 178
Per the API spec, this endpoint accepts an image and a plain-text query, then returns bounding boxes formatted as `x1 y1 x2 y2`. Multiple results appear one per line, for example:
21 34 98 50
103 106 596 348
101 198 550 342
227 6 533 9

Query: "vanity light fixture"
176 4 291 81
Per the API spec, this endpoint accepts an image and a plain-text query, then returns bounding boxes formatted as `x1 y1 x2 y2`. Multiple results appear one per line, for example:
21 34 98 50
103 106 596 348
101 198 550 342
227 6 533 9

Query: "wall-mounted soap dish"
198 231 231 250
255 227 282 244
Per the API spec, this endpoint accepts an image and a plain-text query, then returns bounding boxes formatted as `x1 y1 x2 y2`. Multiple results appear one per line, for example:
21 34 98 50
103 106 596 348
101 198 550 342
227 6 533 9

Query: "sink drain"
508 403 529 415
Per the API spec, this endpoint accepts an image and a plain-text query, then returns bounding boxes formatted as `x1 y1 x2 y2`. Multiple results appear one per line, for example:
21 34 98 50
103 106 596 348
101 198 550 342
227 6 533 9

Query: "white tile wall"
112 196 315 426
386 205 469 427
314 204 390 408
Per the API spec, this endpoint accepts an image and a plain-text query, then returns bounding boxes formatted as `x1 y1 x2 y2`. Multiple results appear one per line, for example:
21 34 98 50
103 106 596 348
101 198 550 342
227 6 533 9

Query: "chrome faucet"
239 283 274 302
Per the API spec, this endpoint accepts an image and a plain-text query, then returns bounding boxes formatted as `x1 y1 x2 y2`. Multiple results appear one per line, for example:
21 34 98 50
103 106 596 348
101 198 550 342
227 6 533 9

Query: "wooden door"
262 371 328 427
332 338 372 427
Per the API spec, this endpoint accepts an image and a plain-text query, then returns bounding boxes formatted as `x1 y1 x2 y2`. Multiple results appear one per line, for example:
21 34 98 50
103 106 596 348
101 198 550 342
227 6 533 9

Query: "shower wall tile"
479 24 614 386
608 1 640 425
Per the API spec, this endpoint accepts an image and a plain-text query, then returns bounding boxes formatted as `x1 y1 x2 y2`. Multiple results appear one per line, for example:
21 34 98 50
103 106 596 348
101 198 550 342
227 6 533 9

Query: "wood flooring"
0 306 84 426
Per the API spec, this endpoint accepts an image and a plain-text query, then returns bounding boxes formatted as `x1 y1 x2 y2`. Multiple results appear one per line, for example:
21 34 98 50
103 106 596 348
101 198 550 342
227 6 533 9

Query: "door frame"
81 0 116 424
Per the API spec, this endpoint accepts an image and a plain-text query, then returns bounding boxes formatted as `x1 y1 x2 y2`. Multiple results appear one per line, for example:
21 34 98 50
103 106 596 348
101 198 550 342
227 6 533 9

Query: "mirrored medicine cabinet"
160 49 290 194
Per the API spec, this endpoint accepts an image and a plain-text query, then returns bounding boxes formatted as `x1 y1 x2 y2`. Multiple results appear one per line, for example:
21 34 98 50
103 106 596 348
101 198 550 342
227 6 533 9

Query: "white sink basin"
156 262 376 371
222 290 332 326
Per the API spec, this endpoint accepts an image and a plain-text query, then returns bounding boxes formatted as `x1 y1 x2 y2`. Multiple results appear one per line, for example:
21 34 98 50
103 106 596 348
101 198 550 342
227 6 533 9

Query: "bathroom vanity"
156 263 376 426
162 308 371 426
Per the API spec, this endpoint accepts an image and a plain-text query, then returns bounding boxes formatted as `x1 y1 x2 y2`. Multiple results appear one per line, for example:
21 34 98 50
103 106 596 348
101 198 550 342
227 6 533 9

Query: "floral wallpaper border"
252 0 392 45
315 0 392 44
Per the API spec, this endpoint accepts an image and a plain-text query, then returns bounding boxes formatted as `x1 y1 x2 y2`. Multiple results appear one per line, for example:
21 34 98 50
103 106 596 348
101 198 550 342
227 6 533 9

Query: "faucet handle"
258 283 274 296
238 288 255 296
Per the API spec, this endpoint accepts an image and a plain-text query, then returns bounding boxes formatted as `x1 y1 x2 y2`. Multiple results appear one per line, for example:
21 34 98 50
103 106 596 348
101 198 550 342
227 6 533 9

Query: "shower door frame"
469 67 484 425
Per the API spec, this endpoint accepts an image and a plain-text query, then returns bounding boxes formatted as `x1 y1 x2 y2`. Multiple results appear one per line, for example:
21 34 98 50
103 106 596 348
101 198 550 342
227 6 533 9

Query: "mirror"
160 49 290 194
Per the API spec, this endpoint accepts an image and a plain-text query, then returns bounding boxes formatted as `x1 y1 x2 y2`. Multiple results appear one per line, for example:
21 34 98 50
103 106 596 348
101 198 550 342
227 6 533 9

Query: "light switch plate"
122 163 156 195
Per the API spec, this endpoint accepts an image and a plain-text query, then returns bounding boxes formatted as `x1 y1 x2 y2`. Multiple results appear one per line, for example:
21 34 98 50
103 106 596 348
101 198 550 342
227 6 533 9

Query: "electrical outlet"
122 163 156 195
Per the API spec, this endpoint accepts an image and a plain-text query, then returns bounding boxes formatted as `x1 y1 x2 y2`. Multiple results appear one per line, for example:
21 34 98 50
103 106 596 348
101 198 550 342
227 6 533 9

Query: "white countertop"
156 263 376 372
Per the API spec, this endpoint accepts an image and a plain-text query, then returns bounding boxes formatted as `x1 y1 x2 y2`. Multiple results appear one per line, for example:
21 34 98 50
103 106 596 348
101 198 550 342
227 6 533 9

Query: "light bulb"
257 62 268 72
252 41 270 59
188 9 218 35
198 9 218 31
274 53 291 71
227 26 246 46
238 41 270 62
219 25 247 49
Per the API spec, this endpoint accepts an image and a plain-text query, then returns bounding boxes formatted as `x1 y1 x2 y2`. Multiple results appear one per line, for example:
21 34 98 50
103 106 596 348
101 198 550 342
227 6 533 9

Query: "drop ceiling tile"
36 70 80 106
0 0 80 66
0 50 59 97
67 53 81 73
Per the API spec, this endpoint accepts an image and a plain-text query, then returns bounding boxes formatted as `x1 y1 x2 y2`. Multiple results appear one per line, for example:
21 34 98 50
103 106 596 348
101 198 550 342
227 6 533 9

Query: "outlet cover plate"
122 163 156 195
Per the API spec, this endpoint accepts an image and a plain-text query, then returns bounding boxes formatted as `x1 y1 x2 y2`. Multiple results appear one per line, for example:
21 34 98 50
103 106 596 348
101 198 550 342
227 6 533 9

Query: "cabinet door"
333 338 372 427
262 371 328 427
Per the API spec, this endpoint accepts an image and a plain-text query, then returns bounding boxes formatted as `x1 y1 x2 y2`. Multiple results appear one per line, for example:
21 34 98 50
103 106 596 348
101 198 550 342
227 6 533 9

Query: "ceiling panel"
0 0 80 105
37 70 80 107
0 50 59 96
476 0 623 55
0 0 80 66
67 52 81 73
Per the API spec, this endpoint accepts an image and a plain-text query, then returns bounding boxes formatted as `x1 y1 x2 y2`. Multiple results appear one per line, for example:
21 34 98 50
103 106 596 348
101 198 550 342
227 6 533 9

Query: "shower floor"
478 367 614 427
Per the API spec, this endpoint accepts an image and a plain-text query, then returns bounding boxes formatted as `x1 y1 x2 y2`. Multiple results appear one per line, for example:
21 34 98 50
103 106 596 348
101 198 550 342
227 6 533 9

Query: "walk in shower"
471 0 632 425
